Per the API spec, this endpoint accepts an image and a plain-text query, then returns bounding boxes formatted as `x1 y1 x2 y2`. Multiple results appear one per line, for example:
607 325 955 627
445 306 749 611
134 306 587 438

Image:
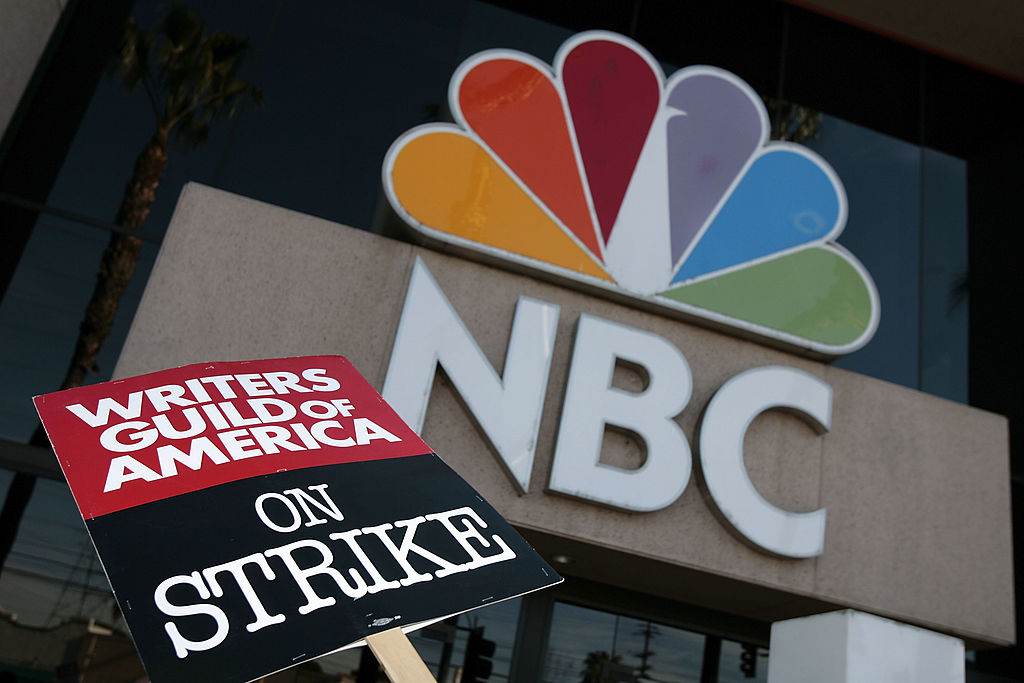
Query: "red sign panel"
35 356 429 518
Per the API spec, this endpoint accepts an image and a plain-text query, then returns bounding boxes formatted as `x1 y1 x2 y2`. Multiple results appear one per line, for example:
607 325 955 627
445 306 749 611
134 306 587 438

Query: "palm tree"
581 650 629 683
763 95 822 143
0 3 262 580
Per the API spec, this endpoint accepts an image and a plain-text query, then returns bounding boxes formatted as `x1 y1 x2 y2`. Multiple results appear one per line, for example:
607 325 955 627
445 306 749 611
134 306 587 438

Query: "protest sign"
34 356 560 682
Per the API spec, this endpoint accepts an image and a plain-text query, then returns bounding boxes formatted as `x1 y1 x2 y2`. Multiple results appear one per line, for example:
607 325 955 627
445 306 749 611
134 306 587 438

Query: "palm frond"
116 18 151 89
116 2 262 148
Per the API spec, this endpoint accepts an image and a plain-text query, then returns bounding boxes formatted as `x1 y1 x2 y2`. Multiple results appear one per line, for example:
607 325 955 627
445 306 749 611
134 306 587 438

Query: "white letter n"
382 257 559 493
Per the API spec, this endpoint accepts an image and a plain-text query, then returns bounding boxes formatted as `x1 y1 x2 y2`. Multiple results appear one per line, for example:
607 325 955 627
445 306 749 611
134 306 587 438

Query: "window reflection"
719 640 768 683
0 474 112 629
809 115 968 402
423 596 522 683
315 597 524 683
544 604 617 682
542 602 706 683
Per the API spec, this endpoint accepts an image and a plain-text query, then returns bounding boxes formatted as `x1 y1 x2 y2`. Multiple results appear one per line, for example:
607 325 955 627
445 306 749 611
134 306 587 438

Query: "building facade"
1 1 1022 681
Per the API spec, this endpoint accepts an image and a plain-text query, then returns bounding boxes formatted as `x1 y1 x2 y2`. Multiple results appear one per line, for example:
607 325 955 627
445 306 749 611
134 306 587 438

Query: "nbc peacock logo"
382 31 879 356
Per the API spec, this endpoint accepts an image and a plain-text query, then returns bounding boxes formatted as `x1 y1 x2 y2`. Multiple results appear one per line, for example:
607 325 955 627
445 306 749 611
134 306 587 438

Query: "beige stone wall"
115 183 1014 647
0 0 65 141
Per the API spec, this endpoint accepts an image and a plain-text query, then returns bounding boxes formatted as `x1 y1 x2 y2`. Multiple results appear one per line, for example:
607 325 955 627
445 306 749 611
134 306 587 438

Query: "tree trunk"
0 124 169 576
61 123 168 390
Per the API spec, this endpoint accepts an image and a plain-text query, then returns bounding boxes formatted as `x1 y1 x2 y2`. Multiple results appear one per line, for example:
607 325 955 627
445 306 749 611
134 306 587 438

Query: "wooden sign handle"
365 628 437 683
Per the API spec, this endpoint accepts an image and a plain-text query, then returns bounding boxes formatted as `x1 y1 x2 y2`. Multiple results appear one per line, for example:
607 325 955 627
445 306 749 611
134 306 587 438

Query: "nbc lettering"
384 257 831 558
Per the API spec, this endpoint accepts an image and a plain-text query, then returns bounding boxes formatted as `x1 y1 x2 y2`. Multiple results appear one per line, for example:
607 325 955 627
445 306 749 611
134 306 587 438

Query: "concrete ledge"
769 610 965 683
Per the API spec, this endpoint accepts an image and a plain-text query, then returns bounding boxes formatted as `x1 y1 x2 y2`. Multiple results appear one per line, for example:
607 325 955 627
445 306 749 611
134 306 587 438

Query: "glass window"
808 115 968 402
542 602 706 682
809 115 923 389
719 639 768 683
417 598 520 683
336 597 522 682
919 148 968 402
0 471 111 628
